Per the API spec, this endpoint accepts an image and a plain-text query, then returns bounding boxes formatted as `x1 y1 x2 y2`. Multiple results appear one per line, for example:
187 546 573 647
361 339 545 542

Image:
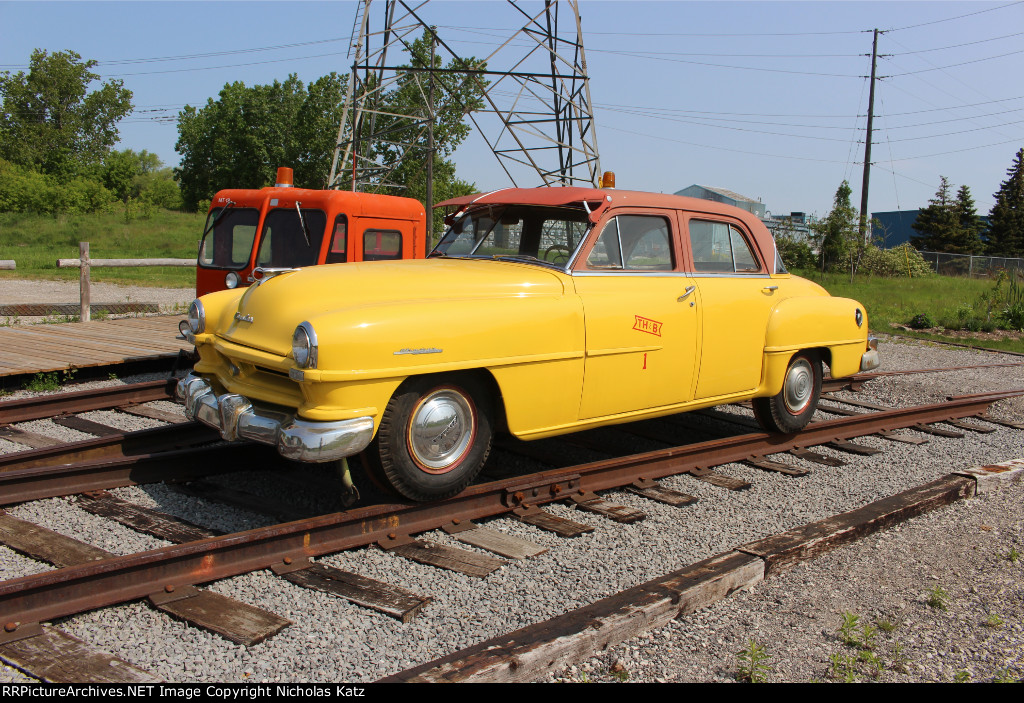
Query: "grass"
0 209 202 288
795 269 1024 353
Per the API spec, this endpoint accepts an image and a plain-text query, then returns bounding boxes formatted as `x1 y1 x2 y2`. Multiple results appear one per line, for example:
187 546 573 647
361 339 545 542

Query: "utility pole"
426 27 435 243
859 28 879 244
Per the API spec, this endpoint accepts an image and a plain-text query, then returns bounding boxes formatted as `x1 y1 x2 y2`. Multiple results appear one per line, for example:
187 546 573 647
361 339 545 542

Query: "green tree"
811 180 860 276
0 49 133 177
175 74 325 210
102 148 162 202
986 148 1024 257
910 176 961 252
954 185 985 254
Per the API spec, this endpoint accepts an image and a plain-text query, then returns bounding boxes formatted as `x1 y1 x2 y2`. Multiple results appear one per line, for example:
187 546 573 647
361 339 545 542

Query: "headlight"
225 272 240 289
292 322 318 369
188 300 206 334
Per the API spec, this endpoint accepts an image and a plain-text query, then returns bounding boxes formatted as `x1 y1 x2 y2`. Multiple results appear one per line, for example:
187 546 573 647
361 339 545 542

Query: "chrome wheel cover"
783 358 814 415
407 388 476 474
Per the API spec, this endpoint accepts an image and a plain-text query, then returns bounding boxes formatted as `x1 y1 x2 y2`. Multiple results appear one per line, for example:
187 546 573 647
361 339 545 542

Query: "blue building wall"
871 210 920 247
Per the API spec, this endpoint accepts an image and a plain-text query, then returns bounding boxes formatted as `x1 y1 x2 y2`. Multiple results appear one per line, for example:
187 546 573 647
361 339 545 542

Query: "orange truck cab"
196 168 428 296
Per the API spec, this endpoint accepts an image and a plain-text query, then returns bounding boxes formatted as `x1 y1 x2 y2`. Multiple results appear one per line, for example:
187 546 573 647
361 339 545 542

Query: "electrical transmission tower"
328 0 601 194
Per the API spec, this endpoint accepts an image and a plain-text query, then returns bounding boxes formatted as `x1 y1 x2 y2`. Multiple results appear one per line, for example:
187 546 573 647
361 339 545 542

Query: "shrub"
908 313 933 329
776 235 816 270
860 244 934 278
0 159 115 215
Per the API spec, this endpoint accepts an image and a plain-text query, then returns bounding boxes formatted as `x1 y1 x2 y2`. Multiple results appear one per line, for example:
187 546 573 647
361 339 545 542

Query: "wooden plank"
52 416 122 437
688 467 751 491
384 539 506 578
170 479 312 522
0 426 64 449
570 492 646 523
0 510 111 566
381 550 764 683
817 403 864 417
275 562 430 622
876 429 929 445
788 447 846 467
118 403 189 424
512 506 594 537
913 423 964 438
744 457 810 477
820 393 892 411
76 492 218 543
626 482 698 507
443 522 547 559
738 475 975 577
976 413 1024 430
943 418 996 434
149 586 291 646
826 439 882 456
0 626 161 683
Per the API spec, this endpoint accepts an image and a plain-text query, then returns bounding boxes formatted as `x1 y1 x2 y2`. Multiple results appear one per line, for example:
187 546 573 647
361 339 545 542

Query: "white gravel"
1 336 1023 683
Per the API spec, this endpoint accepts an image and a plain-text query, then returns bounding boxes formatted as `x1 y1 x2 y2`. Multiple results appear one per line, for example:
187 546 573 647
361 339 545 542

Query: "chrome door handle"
762 285 779 293
677 285 696 302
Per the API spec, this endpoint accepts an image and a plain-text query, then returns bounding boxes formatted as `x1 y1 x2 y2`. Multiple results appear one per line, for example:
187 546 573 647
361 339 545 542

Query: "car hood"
217 258 568 357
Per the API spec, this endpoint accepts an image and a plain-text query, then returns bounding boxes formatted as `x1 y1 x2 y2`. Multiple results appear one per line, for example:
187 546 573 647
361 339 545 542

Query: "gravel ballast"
0 333 1022 683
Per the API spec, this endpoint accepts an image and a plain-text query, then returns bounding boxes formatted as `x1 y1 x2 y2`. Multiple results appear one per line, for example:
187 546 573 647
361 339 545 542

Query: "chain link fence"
918 250 1024 278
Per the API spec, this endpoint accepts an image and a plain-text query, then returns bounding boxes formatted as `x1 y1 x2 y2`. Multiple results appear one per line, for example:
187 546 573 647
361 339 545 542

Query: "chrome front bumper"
860 337 881 372
176 372 374 463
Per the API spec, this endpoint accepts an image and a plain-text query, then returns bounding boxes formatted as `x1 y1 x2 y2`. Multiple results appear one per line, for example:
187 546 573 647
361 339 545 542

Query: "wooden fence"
55 242 194 322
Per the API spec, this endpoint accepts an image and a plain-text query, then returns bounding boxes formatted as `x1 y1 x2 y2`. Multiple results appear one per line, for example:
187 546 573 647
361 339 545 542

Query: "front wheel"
753 352 822 434
365 375 493 501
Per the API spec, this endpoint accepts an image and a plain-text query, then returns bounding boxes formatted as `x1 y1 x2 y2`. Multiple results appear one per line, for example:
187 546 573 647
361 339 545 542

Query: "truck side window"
325 216 348 264
363 229 402 261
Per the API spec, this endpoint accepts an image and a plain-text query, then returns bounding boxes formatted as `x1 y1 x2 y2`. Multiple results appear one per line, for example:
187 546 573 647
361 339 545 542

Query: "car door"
574 212 700 419
686 217 779 399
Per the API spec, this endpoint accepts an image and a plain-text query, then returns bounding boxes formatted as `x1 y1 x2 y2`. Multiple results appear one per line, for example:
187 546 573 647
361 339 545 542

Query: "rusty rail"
0 389 1019 631
0 379 178 425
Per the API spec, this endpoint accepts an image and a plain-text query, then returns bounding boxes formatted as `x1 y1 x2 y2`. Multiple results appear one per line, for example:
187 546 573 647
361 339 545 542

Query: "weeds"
735 639 772 683
25 371 60 392
829 653 858 683
926 585 949 611
1004 546 1021 563
954 670 971 683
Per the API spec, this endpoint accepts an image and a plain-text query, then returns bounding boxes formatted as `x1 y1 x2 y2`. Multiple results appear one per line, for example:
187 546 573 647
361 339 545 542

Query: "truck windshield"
199 208 261 269
432 205 589 269
255 208 327 268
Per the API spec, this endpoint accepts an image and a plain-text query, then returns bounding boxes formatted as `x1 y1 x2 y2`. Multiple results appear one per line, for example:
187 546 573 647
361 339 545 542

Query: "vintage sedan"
177 187 879 501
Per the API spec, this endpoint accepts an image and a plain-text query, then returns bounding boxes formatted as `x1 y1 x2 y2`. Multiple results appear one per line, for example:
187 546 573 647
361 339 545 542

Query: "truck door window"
199 208 260 269
325 216 348 264
363 229 402 261
256 208 327 268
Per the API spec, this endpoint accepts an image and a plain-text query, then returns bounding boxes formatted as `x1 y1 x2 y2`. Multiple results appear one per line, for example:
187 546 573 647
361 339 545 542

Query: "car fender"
763 295 869 385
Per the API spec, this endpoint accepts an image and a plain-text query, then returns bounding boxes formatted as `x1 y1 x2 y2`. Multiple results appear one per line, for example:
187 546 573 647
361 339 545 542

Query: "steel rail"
0 379 177 424
0 389 1019 630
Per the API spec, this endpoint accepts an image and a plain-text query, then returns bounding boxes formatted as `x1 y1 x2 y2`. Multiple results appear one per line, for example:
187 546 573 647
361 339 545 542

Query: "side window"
363 229 402 261
587 218 623 269
689 220 761 273
325 215 348 264
586 215 673 270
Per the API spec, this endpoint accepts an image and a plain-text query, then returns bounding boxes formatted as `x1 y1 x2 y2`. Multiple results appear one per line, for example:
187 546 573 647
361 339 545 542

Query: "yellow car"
177 187 879 501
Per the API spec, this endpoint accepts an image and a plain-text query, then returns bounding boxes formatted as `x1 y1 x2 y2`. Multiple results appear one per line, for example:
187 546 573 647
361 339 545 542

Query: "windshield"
432 204 590 268
199 207 260 269
255 207 327 269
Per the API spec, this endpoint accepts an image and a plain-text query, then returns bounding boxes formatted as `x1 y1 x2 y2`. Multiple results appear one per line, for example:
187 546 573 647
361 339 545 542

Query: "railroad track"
1 363 1023 682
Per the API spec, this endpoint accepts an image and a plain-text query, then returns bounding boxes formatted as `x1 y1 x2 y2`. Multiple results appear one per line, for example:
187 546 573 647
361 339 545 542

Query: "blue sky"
2 0 1023 220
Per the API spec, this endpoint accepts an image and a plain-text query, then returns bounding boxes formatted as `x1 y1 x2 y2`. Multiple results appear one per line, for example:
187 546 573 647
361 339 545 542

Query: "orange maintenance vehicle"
196 167 428 295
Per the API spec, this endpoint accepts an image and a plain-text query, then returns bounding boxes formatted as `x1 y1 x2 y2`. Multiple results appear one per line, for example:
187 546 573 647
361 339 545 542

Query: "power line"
887 0 1024 32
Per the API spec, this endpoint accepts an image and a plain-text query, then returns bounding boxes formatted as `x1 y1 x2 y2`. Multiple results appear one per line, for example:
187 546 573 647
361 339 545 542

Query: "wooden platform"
0 315 188 377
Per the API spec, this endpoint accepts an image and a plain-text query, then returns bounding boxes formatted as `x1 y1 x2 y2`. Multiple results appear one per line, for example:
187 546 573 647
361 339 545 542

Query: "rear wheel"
365 375 493 501
753 351 822 434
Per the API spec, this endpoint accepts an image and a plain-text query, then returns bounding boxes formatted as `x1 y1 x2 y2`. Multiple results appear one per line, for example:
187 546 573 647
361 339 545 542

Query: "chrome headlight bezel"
224 272 240 289
188 300 206 335
292 321 318 369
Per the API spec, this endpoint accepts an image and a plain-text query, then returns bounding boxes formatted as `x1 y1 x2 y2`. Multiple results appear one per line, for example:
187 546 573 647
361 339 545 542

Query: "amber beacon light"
275 167 294 188
600 171 616 189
